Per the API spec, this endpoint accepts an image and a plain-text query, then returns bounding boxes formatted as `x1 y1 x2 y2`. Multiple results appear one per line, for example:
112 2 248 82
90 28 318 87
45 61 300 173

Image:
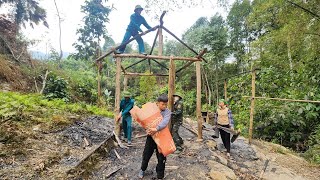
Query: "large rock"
207 160 236 180
209 170 228 180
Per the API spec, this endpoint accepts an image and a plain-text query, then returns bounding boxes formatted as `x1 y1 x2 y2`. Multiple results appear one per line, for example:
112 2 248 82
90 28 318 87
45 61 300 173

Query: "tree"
227 0 252 71
72 0 112 60
0 0 48 31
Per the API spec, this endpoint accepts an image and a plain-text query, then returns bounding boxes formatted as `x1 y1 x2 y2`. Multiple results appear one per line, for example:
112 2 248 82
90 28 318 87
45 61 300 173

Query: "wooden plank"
113 54 202 61
168 57 175 131
196 61 202 140
115 57 121 136
249 69 256 144
242 96 320 104
67 135 112 173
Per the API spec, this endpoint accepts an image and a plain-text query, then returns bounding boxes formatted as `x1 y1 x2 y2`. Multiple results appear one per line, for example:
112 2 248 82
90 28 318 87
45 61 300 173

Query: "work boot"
138 170 145 179
115 50 123 54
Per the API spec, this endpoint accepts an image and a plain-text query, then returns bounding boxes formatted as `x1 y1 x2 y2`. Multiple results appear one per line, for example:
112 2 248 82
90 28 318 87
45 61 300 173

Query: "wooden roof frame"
95 11 207 140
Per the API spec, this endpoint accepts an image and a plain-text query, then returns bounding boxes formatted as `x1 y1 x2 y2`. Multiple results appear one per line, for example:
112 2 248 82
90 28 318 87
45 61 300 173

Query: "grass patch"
0 91 113 136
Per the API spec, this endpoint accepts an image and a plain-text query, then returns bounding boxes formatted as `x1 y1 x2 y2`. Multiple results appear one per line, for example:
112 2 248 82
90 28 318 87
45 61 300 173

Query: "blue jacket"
127 12 152 33
120 98 134 118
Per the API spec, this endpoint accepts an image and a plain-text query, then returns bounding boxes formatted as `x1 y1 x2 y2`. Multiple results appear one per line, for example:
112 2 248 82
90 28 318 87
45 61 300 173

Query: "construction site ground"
0 116 319 180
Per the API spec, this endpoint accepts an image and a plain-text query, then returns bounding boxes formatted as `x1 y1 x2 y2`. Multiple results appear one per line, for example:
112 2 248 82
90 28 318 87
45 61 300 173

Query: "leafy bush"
43 73 69 102
304 125 320 164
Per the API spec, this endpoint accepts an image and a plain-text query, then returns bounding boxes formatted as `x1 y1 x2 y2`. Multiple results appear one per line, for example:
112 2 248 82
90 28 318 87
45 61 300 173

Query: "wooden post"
168 57 175 131
159 27 163 56
224 79 227 100
123 75 128 92
97 60 102 105
249 69 256 144
114 57 121 136
196 61 202 140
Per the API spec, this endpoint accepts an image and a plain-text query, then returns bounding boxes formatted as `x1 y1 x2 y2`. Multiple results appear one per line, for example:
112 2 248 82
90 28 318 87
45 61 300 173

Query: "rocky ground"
89 118 320 180
0 116 114 179
1 116 319 180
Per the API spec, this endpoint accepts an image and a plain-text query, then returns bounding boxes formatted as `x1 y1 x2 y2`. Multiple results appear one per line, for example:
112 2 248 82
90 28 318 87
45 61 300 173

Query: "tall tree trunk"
287 38 294 82
53 0 63 64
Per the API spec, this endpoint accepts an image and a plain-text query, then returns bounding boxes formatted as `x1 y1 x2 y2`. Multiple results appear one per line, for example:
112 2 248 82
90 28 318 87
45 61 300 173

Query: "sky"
19 0 228 55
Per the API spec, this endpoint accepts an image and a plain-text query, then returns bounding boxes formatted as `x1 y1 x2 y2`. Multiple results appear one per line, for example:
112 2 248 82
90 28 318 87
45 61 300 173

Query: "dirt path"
90 119 320 180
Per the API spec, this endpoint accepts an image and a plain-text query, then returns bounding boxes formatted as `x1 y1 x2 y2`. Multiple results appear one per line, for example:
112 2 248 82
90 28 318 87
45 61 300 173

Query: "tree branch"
286 0 320 19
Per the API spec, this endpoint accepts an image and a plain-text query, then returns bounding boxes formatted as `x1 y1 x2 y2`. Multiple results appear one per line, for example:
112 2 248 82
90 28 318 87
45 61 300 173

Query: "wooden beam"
113 54 202 61
168 57 175 131
121 65 126 74
176 61 193 74
124 73 168 77
152 59 169 70
159 27 163 56
249 69 256 144
123 75 128 91
242 96 320 104
114 57 121 136
125 59 146 70
196 61 202 140
95 25 159 62
176 49 207 74
162 26 207 63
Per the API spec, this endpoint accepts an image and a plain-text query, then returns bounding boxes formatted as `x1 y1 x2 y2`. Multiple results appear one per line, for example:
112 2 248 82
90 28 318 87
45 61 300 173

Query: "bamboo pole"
159 27 163 56
168 57 175 131
196 61 202 140
113 54 202 61
114 57 121 136
242 96 320 104
249 69 256 144
224 79 227 100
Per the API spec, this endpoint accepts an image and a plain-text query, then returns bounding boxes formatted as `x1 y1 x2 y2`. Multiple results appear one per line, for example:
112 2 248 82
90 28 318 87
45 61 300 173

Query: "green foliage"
43 73 69 102
0 91 113 129
0 0 48 29
135 72 157 105
304 125 320 164
72 0 112 60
